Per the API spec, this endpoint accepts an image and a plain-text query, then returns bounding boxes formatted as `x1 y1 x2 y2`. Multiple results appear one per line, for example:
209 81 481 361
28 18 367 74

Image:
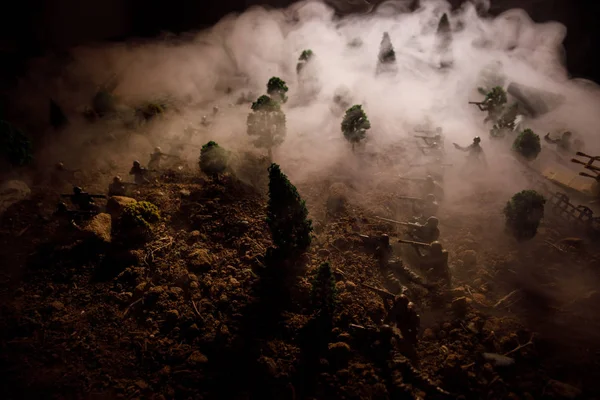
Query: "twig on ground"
544 240 565 253
494 290 521 308
191 300 202 318
503 333 535 357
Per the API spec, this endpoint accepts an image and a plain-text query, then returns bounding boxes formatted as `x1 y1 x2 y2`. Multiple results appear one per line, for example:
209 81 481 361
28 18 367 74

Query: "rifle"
397 239 430 247
397 196 423 202
408 162 452 167
375 216 414 227
469 101 486 111
361 283 397 300
61 193 107 199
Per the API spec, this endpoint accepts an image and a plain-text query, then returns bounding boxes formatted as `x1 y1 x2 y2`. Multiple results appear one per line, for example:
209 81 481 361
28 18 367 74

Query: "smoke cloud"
6 0 600 196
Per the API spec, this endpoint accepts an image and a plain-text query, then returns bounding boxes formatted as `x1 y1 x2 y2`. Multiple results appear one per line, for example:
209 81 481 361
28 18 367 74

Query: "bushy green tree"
0 120 33 167
267 77 289 104
503 190 545 241
199 141 228 180
341 105 370 151
311 262 337 317
297 49 314 74
512 129 541 160
247 95 286 160
267 163 313 255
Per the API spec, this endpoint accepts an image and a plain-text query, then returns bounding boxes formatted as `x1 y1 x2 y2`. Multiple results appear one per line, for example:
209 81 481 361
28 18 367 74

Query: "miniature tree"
199 140 228 181
376 32 397 75
297 49 314 74
267 77 289 104
92 90 116 117
341 105 370 151
247 95 286 160
266 163 313 255
0 120 33 167
512 129 541 160
49 99 68 129
311 262 337 317
436 13 451 35
503 190 546 241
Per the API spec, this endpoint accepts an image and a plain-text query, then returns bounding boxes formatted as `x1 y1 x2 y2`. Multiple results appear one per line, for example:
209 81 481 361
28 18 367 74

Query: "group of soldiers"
54 146 181 220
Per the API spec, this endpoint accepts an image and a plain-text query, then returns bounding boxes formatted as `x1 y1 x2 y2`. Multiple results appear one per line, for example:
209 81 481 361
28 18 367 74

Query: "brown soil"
1 165 599 400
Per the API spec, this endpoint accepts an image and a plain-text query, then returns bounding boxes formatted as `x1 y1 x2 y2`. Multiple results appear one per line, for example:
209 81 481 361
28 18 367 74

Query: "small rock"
187 324 200 337
190 230 200 238
547 380 581 399
318 248 330 257
50 301 65 311
188 248 214 271
14 287 24 296
332 237 350 251
335 281 346 293
345 281 357 292
229 277 240 287
135 380 148 390
187 351 208 366
81 213 112 243
461 250 477 267
257 356 278 377
189 281 199 290
451 296 471 317
337 332 352 343
422 328 436 340
179 189 191 197
166 309 180 321
188 274 198 282
328 342 351 368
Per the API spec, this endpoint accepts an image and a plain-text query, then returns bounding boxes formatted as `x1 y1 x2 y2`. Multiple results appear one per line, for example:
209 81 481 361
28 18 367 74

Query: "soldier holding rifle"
61 186 106 213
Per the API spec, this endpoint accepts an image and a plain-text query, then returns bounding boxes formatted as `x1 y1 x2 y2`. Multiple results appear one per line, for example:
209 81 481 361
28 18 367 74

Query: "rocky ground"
1 156 600 400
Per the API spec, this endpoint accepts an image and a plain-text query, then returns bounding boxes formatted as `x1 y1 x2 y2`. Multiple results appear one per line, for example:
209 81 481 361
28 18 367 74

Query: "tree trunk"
268 147 273 162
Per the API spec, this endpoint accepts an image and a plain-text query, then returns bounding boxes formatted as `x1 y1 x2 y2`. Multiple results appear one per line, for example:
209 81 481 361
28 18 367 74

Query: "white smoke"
8 0 600 187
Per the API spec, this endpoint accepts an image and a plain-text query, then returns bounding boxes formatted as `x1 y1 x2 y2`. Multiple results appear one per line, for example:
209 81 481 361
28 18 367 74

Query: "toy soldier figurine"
545 131 572 154
413 241 450 285
383 294 421 345
453 136 487 166
405 216 440 243
60 186 106 212
108 176 126 196
53 202 96 226
129 160 150 184
213 106 219 115
423 175 444 201
148 146 177 170
415 194 439 222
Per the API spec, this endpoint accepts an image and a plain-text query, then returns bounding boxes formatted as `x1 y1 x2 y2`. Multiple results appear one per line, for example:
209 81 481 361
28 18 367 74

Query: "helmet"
73 186 82 194
379 324 393 338
426 174 434 182
431 141 438 147
55 162 64 170
113 176 122 183
133 160 140 167
430 241 443 253
426 216 439 227
473 136 481 144
56 202 68 212
213 106 219 114
426 194 436 202
154 147 162 153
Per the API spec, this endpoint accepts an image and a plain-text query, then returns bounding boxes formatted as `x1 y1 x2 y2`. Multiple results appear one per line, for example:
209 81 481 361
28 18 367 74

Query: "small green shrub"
378 32 396 64
267 163 313 255
297 50 314 74
199 141 228 179
120 201 160 232
503 190 545 241
512 128 541 160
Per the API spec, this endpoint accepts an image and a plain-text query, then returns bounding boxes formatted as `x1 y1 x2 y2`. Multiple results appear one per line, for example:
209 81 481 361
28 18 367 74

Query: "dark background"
1 0 599 83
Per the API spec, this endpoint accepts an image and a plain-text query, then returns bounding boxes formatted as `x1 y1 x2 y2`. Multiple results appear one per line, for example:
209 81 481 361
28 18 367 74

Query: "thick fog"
7 0 600 194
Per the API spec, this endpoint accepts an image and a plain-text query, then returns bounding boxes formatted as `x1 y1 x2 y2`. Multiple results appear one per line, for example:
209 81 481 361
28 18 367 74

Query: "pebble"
422 328 436 340
50 301 65 311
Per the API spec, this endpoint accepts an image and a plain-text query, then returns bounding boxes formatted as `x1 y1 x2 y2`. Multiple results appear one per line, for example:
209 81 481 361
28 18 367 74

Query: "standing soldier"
148 147 178 170
129 160 150 184
453 136 487 167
